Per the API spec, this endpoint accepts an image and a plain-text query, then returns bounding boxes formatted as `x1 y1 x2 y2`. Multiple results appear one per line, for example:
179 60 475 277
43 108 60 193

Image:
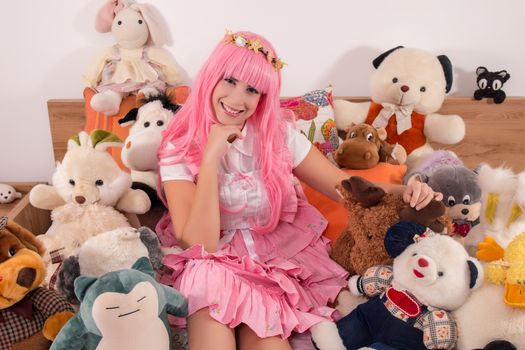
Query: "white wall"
1 0 524 182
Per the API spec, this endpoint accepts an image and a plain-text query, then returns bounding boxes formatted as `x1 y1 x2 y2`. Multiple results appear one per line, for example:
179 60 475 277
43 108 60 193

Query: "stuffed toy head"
0 216 45 308
0 216 75 349
51 257 188 350
474 66 510 104
0 184 22 204
386 222 484 311
333 123 407 169
30 130 150 214
95 0 171 47
371 46 452 115
57 226 163 304
330 176 450 275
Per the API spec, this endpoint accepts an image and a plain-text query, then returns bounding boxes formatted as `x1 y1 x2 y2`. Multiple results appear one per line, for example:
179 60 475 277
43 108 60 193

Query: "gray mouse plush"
411 165 481 237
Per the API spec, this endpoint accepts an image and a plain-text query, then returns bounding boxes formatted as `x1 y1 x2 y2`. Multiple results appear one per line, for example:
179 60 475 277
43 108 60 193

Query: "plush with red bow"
0 217 74 350
312 221 483 350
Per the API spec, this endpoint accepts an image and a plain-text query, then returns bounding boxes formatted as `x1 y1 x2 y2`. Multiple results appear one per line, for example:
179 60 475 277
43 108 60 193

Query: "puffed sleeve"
285 123 312 168
159 142 194 182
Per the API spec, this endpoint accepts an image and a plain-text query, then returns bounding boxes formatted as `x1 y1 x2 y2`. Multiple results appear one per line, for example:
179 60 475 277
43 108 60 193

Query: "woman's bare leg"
237 323 292 350
187 308 235 350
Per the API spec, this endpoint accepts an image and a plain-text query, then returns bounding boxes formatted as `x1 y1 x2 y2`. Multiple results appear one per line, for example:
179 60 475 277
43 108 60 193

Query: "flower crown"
224 30 286 71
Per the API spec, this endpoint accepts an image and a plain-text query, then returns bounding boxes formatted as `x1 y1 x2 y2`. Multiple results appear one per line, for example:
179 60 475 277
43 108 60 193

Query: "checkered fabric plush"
357 265 394 297
0 287 74 350
415 309 457 349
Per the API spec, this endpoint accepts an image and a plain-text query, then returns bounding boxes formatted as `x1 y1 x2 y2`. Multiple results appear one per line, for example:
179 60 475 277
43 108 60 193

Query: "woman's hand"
402 180 443 210
203 124 243 163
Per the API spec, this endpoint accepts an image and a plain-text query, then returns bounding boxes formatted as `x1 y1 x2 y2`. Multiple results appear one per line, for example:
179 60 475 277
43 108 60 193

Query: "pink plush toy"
84 0 183 116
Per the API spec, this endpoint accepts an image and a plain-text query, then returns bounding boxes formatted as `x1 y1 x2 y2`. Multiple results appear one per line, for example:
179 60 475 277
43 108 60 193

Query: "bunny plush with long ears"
84 0 182 116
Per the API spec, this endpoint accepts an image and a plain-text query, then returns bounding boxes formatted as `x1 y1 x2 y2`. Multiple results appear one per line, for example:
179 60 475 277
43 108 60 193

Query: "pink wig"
158 31 292 234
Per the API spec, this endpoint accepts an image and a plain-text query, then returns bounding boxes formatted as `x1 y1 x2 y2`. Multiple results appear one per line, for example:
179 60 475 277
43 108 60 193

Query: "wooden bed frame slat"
47 96 525 171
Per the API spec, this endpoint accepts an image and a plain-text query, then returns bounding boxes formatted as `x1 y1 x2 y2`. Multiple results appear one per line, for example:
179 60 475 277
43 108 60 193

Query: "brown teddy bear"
0 216 74 350
330 177 452 275
333 123 407 169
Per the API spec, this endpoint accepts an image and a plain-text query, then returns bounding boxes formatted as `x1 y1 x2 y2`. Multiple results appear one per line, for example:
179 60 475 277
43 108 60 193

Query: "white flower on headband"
234 36 247 47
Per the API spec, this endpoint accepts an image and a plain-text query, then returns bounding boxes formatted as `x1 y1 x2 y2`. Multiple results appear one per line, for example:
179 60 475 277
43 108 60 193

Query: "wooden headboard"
47 97 525 171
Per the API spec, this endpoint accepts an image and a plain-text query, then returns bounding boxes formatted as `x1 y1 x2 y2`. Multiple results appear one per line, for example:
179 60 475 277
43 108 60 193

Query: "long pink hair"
158 31 293 234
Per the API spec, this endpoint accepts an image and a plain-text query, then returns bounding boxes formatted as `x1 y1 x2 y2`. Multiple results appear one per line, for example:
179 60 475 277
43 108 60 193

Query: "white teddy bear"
29 130 151 287
333 46 465 166
0 184 22 204
311 221 483 350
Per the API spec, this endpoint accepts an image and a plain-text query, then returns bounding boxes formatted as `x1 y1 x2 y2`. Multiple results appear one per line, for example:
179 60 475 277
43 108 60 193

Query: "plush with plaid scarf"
311 222 483 350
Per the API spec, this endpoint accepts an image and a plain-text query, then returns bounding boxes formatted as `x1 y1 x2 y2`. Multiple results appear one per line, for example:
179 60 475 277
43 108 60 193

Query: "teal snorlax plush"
50 257 187 350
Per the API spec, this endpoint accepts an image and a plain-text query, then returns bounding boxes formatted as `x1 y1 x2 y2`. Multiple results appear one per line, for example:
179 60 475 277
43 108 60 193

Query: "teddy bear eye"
412 253 417 257
138 19 143 24
144 121 151 128
8 247 16 257
95 179 104 186
392 77 398 83
117 20 122 25
157 120 164 127
366 133 374 141
350 132 357 139
462 195 471 205
420 86 426 92
447 196 456 206
8 191 11 194
69 179 75 186
492 80 502 90
438 271 444 277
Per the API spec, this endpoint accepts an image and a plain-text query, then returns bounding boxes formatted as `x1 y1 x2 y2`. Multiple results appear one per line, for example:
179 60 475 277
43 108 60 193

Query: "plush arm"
49 316 88 350
29 184 66 210
147 46 183 86
82 47 113 89
424 113 465 144
116 188 151 214
348 265 394 297
333 100 371 130
415 310 457 349
162 285 188 318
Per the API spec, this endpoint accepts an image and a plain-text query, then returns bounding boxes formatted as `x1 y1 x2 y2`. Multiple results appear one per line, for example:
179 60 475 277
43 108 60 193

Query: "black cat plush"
474 66 510 104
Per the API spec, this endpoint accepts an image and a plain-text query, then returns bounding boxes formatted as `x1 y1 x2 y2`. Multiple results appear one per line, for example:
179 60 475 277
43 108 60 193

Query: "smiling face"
212 77 261 126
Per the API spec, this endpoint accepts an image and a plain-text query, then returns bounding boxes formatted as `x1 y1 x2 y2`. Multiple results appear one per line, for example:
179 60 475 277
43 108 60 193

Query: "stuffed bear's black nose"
16 268 36 288
462 208 469 215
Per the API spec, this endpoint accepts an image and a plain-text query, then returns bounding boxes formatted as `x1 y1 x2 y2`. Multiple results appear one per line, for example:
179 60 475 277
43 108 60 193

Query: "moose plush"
330 176 450 276
333 123 407 169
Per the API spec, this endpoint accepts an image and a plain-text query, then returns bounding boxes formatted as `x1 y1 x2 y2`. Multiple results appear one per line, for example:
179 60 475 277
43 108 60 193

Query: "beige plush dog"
29 130 151 286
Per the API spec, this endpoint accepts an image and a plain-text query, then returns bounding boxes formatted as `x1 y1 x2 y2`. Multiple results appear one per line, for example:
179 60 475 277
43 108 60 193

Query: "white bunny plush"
84 0 182 116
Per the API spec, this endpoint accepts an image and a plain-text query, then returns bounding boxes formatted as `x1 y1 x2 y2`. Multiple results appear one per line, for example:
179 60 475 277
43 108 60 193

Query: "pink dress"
158 123 348 339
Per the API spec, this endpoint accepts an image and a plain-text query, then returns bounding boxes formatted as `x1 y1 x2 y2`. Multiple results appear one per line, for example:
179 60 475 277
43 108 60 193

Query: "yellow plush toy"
477 233 525 308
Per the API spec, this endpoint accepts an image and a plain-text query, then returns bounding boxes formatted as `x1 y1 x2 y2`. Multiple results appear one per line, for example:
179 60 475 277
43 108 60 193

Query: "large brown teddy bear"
331 177 451 275
333 123 407 169
0 216 74 350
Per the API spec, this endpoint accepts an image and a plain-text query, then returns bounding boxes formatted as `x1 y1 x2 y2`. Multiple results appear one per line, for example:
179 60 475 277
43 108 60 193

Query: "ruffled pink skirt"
159 201 348 339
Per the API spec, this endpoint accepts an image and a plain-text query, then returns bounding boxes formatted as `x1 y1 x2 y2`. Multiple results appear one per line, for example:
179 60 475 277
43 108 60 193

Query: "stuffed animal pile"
312 221 483 350
29 130 150 287
0 216 74 350
333 46 465 166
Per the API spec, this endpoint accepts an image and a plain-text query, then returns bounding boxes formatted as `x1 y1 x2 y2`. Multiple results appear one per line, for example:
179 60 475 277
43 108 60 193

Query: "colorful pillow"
281 86 340 156
301 163 407 242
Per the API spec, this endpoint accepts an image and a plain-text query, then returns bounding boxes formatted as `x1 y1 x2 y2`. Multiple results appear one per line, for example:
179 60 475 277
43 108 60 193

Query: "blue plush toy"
50 257 187 350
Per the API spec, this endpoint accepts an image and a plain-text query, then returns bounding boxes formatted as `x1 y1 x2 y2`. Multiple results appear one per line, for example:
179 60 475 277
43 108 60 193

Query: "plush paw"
310 321 346 350
42 311 75 340
90 91 122 116
477 236 504 262
341 177 385 208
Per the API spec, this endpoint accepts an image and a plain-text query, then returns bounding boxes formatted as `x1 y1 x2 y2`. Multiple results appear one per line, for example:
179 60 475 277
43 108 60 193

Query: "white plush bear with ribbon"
333 46 465 166
84 0 182 116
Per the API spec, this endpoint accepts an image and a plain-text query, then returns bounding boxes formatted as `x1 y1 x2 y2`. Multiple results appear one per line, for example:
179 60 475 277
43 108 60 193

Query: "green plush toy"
50 257 187 350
